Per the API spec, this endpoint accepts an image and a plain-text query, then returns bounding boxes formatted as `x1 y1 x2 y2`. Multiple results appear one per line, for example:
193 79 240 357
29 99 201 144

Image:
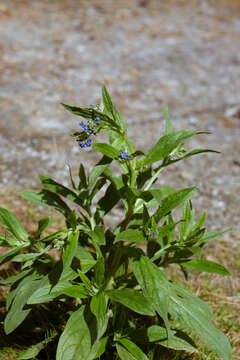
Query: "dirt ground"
0 0 240 239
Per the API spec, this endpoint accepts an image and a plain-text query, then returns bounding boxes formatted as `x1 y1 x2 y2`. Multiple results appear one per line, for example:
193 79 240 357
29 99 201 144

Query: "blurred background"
0 0 240 236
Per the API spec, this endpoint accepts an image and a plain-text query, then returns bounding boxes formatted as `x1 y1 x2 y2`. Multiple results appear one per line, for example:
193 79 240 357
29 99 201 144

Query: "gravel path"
0 0 240 242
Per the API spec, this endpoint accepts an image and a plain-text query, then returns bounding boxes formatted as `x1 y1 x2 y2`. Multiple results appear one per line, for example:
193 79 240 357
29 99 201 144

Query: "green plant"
0 85 232 360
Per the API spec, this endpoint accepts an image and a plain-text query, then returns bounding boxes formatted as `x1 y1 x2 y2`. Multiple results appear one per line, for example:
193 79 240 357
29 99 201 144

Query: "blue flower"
78 121 88 132
79 139 92 148
86 139 92 147
95 116 100 122
120 151 127 160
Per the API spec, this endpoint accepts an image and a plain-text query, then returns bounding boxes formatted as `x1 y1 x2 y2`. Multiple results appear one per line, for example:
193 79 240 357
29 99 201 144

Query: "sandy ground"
0 0 240 244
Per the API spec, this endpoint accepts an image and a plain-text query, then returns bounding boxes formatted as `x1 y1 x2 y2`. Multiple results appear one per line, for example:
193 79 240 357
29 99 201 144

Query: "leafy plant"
0 85 232 359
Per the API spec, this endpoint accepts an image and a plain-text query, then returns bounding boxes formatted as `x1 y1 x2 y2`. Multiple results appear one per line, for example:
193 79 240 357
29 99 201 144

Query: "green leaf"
27 267 78 304
141 325 197 351
88 336 108 359
106 289 155 316
96 182 121 217
117 344 136 360
163 105 173 134
56 306 97 360
78 163 87 189
132 256 232 359
117 338 149 360
94 258 105 287
131 256 171 339
88 156 112 189
180 259 231 275
27 279 71 304
157 334 197 352
102 84 126 132
62 231 79 268
0 269 31 286
34 217 50 239
20 190 71 216
75 246 96 273
4 274 41 334
39 174 80 203
92 143 119 159
154 187 199 223
115 229 146 244
62 284 88 299
17 330 56 359
199 229 229 243
0 247 23 265
90 292 108 339
40 229 68 243
0 208 29 243
169 283 232 360
137 130 197 167
149 186 175 203
167 148 221 166
179 200 193 241
88 226 105 245
61 103 93 118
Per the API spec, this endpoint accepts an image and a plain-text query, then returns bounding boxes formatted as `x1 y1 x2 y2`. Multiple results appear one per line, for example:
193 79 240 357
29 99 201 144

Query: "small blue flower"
120 151 127 160
95 116 100 122
86 139 92 147
78 121 88 131
79 141 85 148
88 128 93 135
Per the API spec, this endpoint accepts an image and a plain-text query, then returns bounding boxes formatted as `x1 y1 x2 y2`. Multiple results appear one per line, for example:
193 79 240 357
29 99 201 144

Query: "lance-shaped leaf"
20 190 71 216
90 292 108 339
102 84 126 132
62 284 88 299
4 274 41 334
0 208 29 243
117 339 148 360
62 231 79 268
27 267 78 304
166 148 221 166
128 325 197 352
132 256 232 360
137 130 197 167
131 256 171 339
56 305 97 360
39 174 81 204
169 283 232 360
180 259 231 276
92 143 119 159
75 246 96 273
88 158 110 188
154 186 199 223
61 103 93 118
106 288 155 316
0 247 23 265
115 229 146 244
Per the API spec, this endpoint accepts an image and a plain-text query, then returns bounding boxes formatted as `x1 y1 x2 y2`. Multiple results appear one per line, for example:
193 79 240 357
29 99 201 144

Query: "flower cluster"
79 139 92 148
77 116 99 148
78 121 94 135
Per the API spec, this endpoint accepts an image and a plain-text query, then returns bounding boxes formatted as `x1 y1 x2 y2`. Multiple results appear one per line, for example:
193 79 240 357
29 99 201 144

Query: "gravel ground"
0 0 240 244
